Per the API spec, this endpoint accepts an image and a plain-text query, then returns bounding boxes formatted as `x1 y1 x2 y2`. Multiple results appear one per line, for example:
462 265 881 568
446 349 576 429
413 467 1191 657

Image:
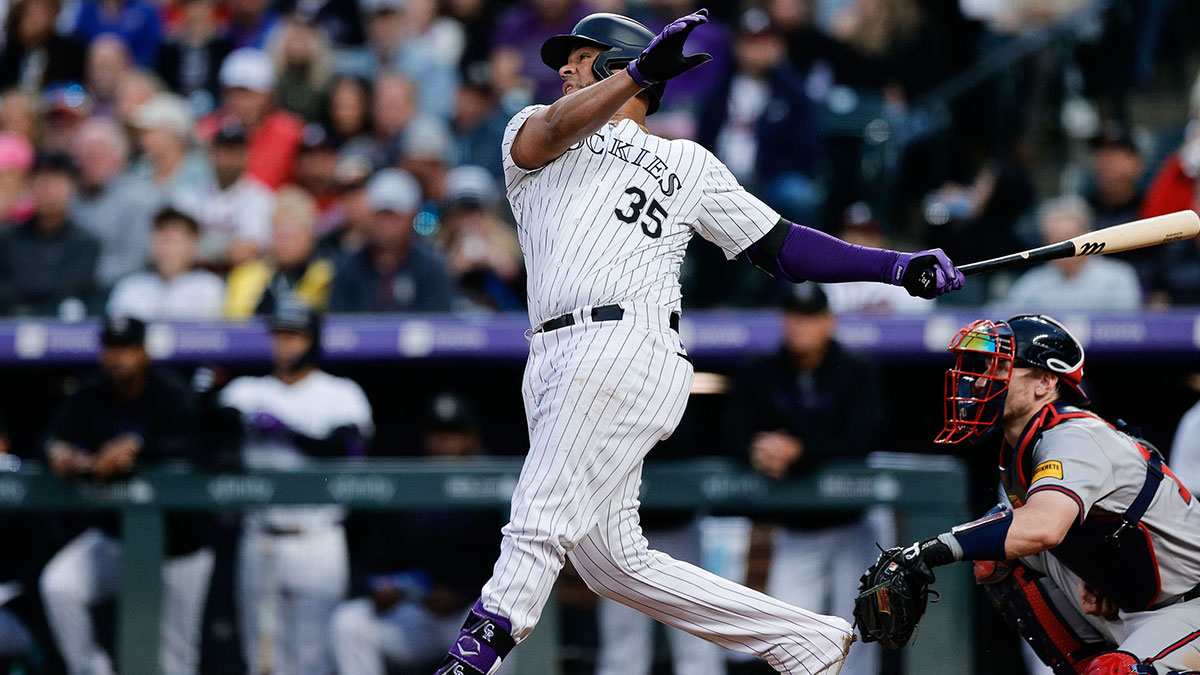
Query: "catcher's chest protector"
999 403 1167 612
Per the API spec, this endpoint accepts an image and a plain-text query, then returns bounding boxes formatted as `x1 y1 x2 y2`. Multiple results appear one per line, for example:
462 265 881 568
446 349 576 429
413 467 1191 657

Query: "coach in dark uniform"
39 316 214 675
724 283 886 675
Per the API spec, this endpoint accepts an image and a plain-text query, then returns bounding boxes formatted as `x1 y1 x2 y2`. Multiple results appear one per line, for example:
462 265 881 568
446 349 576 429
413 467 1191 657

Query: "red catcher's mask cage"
935 319 1015 444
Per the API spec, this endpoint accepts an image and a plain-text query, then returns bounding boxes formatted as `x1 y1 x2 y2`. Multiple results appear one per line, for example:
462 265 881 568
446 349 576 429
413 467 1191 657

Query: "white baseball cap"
133 93 194 138
400 116 452 164
445 165 499 209
366 168 421 214
219 49 276 93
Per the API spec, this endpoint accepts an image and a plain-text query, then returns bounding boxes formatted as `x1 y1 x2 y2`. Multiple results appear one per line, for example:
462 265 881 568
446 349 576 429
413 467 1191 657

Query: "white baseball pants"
237 522 348 675
481 307 854 675
596 521 726 675
39 528 214 675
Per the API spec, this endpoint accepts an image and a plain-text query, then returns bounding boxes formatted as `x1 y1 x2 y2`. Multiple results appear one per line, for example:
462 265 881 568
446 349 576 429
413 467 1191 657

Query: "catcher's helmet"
540 13 667 114
935 314 1087 444
1007 314 1087 403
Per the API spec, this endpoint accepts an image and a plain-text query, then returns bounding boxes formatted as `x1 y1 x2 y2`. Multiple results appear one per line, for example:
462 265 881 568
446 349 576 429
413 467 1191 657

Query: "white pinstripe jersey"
502 105 779 327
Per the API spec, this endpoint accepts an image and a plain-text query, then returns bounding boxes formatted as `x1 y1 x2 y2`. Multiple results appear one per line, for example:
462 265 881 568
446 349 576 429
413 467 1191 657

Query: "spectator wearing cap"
39 83 92 155
267 13 334 122
819 203 930 314
71 0 162 66
329 168 458 313
1000 195 1142 312
398 115 452 206
450 65 508 180
130 93 218 217
198 48 304 190
292 123 341 225
490 0 589 105
724 282 887 675
1084 120 1146 231
0 151 99 317
71 116 158 291
436 166 523 311
194 121 276 266
330 391 504 674
697 8 824 227
0 131 35 224
316 153 372 258
225 186 334 317
40 315 215 675
0 0 85 91
155 0 233 115
83 35 132 115
107 208 225 320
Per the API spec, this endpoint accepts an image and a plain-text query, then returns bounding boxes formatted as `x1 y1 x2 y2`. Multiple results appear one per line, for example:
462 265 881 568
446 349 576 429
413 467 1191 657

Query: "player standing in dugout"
436 9 967 675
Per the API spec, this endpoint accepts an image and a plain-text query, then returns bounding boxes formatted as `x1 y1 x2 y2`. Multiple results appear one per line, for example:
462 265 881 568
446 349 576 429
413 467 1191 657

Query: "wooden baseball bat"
959 210 1200 276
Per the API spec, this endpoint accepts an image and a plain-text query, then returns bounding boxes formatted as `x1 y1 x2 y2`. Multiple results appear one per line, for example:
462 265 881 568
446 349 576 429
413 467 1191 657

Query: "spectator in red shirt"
198 48 303 190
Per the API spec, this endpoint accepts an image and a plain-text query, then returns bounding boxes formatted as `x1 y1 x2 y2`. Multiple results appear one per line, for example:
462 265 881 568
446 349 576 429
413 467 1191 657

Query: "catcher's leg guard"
435 600 516 675
1082 651 1155 675
976 560 1112 675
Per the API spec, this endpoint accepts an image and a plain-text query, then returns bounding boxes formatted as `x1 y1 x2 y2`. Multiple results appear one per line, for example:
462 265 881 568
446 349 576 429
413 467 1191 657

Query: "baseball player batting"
435 10 966 675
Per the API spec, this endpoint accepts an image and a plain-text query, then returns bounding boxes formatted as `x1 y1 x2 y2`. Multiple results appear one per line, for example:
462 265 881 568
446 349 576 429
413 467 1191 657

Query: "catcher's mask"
935 314 1088 445
935 319 1015 445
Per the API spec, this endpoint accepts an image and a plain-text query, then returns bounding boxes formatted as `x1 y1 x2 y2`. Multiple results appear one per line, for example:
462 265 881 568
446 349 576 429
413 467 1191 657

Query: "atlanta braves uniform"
1001 406 1200 673
220 370 372 675
469 104 856 674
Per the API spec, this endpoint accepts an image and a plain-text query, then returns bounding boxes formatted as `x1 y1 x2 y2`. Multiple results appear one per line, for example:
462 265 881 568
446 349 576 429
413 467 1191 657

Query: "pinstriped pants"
481 306 854 675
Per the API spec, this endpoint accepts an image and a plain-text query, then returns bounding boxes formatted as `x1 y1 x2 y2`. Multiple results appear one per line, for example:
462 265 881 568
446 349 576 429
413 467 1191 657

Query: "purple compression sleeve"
754 222 901 284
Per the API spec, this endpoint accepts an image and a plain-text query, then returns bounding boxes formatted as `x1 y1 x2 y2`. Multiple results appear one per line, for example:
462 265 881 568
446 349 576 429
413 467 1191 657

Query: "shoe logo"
456 636 481 657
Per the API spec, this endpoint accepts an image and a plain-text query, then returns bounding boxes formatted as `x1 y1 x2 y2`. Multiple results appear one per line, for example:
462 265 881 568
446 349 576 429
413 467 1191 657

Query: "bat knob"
918 268 935 293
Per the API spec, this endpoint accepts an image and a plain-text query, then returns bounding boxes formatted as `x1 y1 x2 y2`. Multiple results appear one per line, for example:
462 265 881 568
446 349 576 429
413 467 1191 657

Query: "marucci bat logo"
1078 242 1106 255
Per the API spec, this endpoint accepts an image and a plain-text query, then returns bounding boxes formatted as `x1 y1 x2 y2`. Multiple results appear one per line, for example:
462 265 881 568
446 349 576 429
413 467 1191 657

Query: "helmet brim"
540 34 612 71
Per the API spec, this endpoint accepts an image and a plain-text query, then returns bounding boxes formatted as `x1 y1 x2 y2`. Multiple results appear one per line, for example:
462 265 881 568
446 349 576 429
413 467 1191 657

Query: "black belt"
1183 584 1200 603
538 304 680 333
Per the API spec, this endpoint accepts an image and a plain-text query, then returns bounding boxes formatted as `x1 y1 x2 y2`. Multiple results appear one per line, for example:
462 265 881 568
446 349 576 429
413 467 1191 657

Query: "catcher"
855 314 1200 674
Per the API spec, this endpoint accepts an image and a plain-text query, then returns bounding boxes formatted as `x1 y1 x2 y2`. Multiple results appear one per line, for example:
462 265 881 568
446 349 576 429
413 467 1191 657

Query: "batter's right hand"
892 248 965 299
627 9 713 88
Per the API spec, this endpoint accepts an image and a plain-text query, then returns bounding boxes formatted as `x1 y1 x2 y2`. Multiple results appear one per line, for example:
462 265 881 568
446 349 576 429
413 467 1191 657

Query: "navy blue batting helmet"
540 13 667 114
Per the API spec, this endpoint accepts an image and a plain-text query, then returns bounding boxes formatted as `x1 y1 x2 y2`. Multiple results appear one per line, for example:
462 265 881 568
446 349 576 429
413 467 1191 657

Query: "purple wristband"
768 223 899 284
626 60 655 89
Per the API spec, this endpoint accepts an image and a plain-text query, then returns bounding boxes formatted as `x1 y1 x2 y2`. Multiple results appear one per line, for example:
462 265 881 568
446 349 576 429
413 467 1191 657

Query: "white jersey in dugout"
502 104 779 327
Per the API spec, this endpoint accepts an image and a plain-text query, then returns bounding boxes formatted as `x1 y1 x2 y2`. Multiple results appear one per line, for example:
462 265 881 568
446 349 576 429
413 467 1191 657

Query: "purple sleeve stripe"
774 223 899 284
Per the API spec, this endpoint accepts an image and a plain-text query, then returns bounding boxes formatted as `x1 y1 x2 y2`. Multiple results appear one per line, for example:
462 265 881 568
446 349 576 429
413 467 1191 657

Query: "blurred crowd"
0 0 1195 321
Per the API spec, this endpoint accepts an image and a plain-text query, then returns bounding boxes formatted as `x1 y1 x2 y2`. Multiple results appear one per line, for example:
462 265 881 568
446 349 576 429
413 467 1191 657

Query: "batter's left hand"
627 9 712 88
891 248 965 299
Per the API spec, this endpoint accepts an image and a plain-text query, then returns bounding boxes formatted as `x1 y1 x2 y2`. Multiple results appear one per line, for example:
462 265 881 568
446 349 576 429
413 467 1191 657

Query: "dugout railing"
0 455 972 675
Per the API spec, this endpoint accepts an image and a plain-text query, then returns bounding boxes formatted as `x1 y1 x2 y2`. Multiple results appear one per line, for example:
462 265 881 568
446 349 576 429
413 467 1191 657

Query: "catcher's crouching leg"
974 560 1113 675
435 600 516 675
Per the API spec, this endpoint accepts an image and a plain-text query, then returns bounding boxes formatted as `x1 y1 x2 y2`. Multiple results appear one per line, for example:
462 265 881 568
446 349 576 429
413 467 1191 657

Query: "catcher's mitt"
853 545 938 650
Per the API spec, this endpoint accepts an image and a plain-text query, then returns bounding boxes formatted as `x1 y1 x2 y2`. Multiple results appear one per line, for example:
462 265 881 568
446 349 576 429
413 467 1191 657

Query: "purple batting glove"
246 411 290 439
891 248 965 299
627 9 713 88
